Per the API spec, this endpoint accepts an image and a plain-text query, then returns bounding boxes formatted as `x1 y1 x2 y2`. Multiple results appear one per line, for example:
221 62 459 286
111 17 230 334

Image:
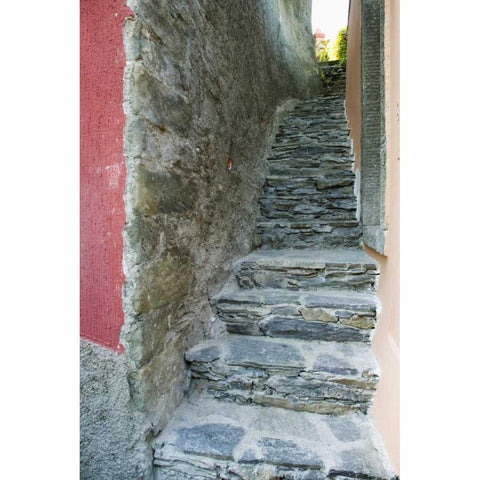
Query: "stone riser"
186 337 378 415
267 163 354 176
266 167 354 179
213 287 376 343
281 116 347 127
259 205 357 220
154 459 326 480
262 180 355 196
235 262 378 293
259 201 357 222
267 155 354 170
256 231 362 249
270 144 352 158
272 139 352 150
260 199 356 212
275 129 350 140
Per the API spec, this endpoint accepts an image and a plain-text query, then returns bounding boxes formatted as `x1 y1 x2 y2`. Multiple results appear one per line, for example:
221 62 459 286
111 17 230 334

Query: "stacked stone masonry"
153 67 397 479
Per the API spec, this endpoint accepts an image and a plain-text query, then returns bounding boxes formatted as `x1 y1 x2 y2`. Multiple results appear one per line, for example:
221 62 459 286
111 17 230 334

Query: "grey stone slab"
185 344 222 364
259 317 370 342
324 417 363 442
173 423 245 460
258 437 325 469
225 336 305 368
238 249 378 268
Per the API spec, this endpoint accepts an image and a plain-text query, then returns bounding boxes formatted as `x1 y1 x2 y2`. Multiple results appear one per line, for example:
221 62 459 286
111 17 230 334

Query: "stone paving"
153 396 396 479
153 69 397 479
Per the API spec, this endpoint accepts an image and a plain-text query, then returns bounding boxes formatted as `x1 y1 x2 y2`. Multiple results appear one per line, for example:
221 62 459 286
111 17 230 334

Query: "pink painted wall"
346 0 400 472
80 0 132 351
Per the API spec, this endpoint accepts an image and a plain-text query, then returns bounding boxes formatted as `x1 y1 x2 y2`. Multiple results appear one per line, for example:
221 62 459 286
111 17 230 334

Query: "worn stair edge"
185 335 379 414
153 395 397 480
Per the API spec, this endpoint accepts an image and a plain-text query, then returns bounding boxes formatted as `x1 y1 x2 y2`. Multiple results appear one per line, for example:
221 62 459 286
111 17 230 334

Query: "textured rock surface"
319 61 347 96
186 336 379 414
255 95 361 249
153 395 397 480
80 340 152 480
121 0 319 432
234 249 378 292
213 288 377 341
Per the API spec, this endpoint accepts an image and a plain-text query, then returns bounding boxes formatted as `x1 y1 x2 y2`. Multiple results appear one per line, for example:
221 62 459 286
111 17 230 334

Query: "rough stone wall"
121 0 319 438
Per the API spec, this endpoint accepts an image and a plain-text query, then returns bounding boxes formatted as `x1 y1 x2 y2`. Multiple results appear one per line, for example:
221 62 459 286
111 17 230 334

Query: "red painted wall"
80 0 133 351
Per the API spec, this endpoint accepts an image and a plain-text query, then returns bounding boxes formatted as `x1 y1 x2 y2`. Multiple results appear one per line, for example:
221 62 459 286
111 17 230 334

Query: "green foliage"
332 27 348 65
315 39 330 62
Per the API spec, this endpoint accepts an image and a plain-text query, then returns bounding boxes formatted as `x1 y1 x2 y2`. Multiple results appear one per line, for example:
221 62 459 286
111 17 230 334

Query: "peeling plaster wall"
122 0 319 450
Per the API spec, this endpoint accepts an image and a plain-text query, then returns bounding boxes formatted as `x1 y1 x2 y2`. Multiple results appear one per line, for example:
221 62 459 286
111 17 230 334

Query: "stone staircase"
153 72 397 479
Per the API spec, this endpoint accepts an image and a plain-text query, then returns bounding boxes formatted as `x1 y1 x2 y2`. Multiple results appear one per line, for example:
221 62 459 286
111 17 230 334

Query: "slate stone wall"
121 0 319 451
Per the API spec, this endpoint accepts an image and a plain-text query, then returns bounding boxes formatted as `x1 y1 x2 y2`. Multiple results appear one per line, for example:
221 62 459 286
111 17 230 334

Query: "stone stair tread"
185 336 378 413
257 219 359 227
233 249 378 293
153 394 397 480
238 248 377 269
186 335 378 376
213 286 377 310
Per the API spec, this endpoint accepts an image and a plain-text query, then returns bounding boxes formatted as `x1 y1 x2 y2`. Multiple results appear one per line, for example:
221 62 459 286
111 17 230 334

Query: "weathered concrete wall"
80 339 152 479
122 0 319 451
345 0 400 472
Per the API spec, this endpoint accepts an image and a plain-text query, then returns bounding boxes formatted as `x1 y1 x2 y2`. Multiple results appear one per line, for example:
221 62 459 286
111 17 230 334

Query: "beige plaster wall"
345 0 400 473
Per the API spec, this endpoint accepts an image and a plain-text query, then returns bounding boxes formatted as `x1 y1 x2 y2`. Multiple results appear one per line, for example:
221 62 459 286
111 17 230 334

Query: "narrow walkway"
153 70 397 480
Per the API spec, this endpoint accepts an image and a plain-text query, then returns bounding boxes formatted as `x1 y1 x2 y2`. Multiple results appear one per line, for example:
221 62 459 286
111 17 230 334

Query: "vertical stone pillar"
361 0 386 254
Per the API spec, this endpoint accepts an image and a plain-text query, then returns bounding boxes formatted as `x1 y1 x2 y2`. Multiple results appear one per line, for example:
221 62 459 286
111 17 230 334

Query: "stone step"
282 119 348 130
283 111 347 124
212 287 377 342
273 136 351 148
257 219 360 231
259 206 358 225
186 335 379 414
278 123 350 134
256 221 361 249
153 395 397 479
270 143 351 157
267 154 354 168
259 195 357 217
289 104 347 117
234 249 378 292
257 230 361 250
267 159 354 176
267 164 354 178
263 174 355 188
